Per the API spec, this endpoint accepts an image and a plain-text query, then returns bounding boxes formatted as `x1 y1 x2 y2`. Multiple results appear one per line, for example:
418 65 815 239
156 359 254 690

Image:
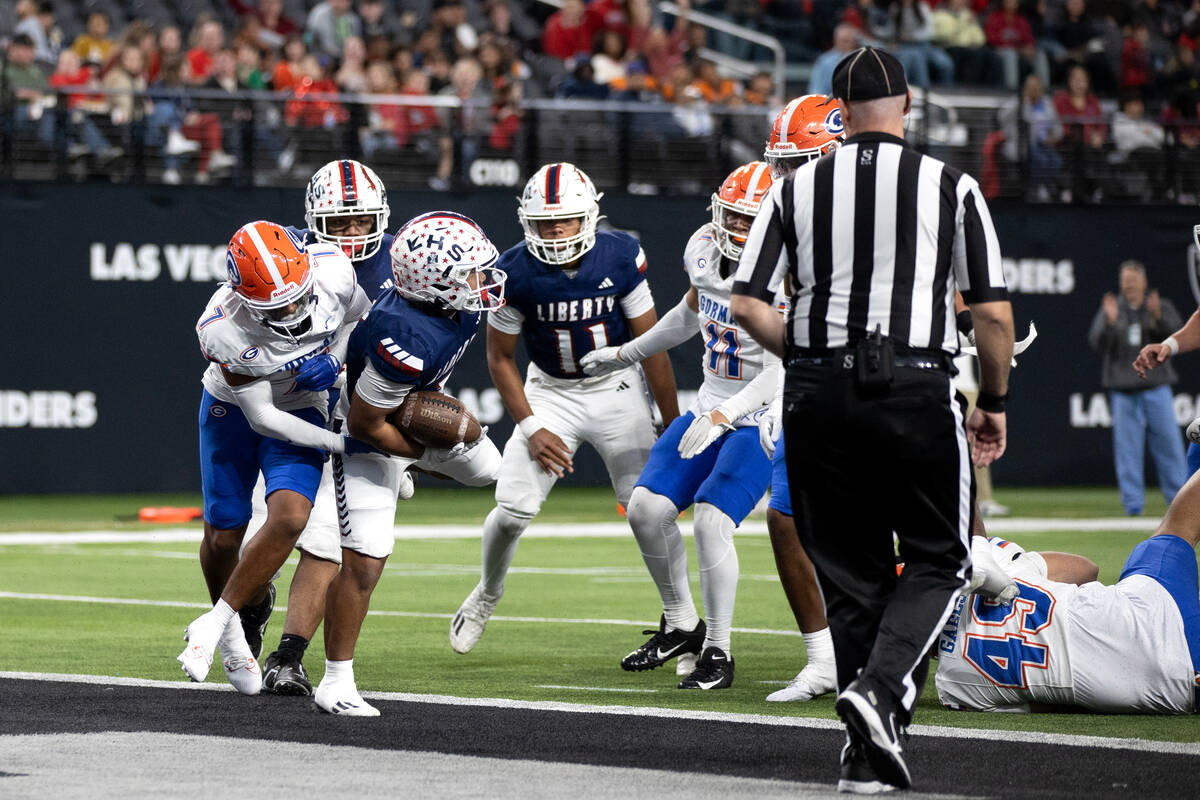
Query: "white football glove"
678 411 734 459
424 426 488 464
1188 418 1200 446
758 397 783 458
966 535 1020 606
579 346 626 376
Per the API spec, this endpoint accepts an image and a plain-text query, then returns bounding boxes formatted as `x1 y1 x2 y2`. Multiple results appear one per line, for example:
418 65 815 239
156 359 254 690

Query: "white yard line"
0 517 1160 546
2 670 1197 755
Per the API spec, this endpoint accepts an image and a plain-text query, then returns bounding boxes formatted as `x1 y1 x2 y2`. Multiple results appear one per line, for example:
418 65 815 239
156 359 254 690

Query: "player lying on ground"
936 470 1200 714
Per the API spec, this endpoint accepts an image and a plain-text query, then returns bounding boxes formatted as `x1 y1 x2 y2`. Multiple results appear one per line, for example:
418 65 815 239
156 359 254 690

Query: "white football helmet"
304 159 390 261
390 211 507 312
517 162 603 266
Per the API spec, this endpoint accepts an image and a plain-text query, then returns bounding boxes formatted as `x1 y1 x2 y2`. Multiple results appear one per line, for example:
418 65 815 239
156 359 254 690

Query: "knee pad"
626 487 682 556
491 503 534 538
694 501 737 572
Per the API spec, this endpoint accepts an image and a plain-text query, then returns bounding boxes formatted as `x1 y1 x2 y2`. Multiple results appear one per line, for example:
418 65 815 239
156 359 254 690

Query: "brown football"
389 391 482 448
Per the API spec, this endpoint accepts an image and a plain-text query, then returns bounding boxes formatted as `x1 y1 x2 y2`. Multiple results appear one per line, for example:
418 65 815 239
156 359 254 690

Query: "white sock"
324 658 355 685
480 506 529 596
694 502 738 655
210 599 237 629
802 627 835 665
625 487 699 632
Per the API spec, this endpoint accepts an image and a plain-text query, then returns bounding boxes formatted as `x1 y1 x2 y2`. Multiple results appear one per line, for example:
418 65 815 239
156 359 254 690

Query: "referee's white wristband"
1163 336 1180 356
517 416 545 438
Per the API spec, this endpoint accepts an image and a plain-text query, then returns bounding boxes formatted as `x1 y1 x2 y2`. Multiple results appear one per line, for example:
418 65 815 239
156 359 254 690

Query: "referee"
730 47 1014 793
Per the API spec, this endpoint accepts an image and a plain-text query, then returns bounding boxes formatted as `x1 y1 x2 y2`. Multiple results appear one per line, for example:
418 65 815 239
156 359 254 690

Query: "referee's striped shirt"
732 131 1008 354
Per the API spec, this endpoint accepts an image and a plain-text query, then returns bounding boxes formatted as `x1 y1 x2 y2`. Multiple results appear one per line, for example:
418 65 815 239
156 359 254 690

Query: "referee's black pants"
783 361 973 718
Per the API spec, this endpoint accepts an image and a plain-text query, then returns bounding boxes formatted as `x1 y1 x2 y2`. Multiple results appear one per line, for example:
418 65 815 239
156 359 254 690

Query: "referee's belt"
787 345 953 372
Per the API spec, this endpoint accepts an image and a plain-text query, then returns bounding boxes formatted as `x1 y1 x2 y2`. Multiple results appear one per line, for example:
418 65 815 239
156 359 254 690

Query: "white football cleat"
675 652 698 676
218 618 262 696
766 661 838 702
177 613 223 683
449 583 501 654
313 681 380 717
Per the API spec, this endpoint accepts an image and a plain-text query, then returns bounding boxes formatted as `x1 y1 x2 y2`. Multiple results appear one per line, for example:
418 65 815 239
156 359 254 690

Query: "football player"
935 471 1200 713
178 220 371 694
313 211 507 716
581 162 782 689
447 162 680 656
755 94 845 701
245 159 398 697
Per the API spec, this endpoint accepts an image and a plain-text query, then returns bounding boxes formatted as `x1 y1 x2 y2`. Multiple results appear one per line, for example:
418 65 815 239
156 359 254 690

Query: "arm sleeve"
619 297 699 362
953 176 1008 304
353 360 415 409
619 279 655 318
487 304 525 334
715 350 783 423
229 379 346 453
732 182 790 304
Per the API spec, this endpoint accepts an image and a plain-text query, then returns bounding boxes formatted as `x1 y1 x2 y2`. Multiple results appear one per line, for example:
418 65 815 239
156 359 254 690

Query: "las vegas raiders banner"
3 181 1200 493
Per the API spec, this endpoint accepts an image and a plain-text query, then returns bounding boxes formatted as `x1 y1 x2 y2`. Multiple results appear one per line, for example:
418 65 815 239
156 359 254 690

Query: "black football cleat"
239 582 276 661
677 646 735 690
620 615 706 672
835 677 912 790
261 650 314 697
838 732 900 794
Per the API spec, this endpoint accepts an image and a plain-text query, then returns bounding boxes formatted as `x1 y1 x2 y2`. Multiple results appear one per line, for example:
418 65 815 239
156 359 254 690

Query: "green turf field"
1 487 1195 743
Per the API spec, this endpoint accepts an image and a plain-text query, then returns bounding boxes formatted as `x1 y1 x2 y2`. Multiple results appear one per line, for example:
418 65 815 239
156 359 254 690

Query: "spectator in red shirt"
543 0 598 60
187 18 225 85
272 35 307 92
228 0 299 51
1121 22 1154 99
590 0 632 41
984 0 1048 90
1054 64 1109 202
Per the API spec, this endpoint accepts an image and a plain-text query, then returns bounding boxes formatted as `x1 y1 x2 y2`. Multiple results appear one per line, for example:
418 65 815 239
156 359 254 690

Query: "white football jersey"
684 224 783 426
197 244 369 412
935 539 1195 714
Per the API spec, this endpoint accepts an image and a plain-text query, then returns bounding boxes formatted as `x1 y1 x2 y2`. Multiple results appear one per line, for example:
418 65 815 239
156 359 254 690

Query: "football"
389 391 481 448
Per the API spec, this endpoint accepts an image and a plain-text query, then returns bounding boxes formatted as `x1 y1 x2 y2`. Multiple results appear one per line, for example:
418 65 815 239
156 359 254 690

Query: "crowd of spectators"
2 0 1200 196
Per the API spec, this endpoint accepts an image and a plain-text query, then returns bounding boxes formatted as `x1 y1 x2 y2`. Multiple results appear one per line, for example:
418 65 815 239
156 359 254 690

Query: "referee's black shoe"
620 615 706 671
835 677 911 790
837 732 899 794
238 582 276 661
677 646 735 690
261 650 314 696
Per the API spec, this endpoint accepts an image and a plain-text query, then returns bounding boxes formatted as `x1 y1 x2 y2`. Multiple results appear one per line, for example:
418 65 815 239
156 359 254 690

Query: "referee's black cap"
831 47 909 102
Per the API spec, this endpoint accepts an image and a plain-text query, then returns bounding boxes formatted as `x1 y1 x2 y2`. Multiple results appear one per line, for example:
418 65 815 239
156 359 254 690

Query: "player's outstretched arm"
486 325 574 476
628 307 681 427
223 368 348 454
582 289 701 377
1134 308 1200 378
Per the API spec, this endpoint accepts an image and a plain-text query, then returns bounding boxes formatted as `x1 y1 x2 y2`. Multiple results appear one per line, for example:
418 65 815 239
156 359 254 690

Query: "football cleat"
837 732 899 794
766 661 838 702
835 677 912 790
621 615 706 672
219 618 262 696
449 583 502 654
262 650 314 697
677 646 735 690
238 582 275 661
675 652 698 677
313 681 380 717
177 612 223 683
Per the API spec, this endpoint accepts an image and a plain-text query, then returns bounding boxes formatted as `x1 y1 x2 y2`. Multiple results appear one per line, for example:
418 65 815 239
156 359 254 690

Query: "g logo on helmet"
824 108 844 136
226 251 243 287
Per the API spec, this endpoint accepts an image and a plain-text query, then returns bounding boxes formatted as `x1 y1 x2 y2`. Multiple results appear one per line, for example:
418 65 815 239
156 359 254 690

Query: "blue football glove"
294 354 341 391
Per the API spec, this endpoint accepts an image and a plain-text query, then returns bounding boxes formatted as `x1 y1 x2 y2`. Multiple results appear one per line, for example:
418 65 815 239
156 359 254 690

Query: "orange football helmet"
764 94 843 177
226 220 315 334
710 161 773 260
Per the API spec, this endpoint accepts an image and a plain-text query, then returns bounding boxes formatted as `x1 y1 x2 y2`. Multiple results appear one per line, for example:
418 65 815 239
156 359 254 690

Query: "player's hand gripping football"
966 536 1020 606
757 397 782 458
294 354 342 391
679 410 733 459
425 426 489 463
579 346 627 376
526 427 574 477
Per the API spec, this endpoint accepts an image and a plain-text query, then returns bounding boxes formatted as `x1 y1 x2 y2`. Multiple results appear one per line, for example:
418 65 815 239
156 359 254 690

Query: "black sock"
277 634 309 662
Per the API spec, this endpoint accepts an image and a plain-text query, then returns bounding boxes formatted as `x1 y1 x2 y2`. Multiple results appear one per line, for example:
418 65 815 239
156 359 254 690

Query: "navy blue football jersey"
287 226 395 301
346 291 480 395
498 230 647 378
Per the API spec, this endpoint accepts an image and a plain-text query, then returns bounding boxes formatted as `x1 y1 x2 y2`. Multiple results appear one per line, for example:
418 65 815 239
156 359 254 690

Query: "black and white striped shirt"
732 131 1007 354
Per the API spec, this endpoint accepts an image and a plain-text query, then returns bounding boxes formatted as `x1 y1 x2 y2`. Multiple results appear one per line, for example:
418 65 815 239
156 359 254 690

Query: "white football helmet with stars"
390 211 507 312
304 159 390 261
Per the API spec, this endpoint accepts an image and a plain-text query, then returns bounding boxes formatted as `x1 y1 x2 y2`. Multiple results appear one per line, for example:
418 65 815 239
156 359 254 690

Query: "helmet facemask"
710 198 758 260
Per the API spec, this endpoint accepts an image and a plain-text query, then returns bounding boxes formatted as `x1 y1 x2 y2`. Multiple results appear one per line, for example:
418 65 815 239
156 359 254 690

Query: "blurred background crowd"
2 0 1200 200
